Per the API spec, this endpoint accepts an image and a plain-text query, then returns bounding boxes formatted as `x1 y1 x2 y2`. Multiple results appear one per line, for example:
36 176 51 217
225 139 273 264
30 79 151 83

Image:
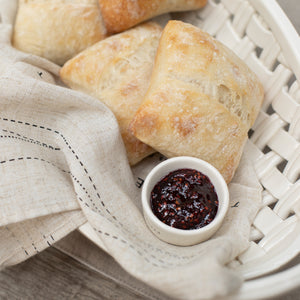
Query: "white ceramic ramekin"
141 156 229 246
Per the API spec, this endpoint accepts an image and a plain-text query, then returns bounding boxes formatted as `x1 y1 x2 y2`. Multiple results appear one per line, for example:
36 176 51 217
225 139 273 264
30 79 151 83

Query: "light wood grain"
0 247 145 300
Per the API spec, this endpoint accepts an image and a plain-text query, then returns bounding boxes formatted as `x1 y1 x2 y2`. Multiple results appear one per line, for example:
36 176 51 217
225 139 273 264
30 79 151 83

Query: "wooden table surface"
0 247 145 300
1 1 299 299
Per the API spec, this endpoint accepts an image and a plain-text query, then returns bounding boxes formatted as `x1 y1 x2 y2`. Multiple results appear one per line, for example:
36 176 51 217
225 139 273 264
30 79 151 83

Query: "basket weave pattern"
182 0 300 284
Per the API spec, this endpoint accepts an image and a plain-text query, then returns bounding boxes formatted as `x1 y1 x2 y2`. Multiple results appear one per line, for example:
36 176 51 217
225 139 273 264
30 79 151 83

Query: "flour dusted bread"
130 20 264 183
98 0 207 34
60 22 162 165
13 0 106 65
12 0 207 65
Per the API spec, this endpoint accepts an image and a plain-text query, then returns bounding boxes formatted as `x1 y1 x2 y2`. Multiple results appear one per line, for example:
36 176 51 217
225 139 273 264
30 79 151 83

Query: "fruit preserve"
150 168 218 230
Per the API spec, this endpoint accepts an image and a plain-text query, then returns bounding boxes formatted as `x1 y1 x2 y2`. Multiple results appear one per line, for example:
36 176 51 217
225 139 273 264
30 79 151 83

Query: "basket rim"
249 0 300 80
232 263 300 299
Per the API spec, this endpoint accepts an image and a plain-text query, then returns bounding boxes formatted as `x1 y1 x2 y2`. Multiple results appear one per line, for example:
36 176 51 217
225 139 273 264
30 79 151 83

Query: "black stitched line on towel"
5 226 29 256
40 234 52 247
0 129 61 151
19 223 40 254
92 228 169 268
0 156 107 219
0 117 196 262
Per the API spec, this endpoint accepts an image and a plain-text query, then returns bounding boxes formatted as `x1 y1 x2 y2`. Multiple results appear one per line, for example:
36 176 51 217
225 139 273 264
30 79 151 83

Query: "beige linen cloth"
0 1 263 299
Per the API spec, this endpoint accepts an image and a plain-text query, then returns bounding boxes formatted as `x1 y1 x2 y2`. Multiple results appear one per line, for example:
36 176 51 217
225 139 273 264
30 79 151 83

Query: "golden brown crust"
130 20 264 183
13 0 106 65
98 0 207 34
60 22 163 165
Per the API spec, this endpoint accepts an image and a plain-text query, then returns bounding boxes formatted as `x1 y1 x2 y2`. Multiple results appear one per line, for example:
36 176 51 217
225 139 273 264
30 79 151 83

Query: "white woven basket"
80 0 300 298
198 0 300 298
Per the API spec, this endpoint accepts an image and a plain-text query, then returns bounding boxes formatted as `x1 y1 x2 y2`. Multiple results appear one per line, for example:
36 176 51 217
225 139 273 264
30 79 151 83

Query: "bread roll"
60 22 163 165
13 0 106 65
98 0 207 34
130 20 264 183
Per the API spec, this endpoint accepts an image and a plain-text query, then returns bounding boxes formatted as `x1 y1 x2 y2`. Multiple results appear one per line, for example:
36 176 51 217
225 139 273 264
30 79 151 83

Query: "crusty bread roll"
130 20 264 183
12 0 106 65
60 22 163 165
98 0 207 34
